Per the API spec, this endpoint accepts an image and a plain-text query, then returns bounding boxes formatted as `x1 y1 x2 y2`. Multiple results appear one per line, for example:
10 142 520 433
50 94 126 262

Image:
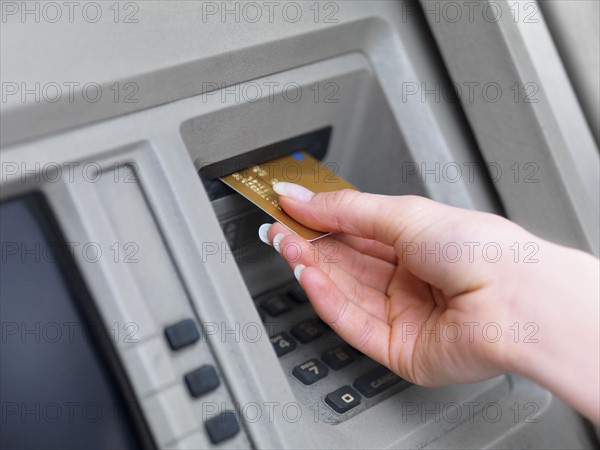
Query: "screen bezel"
2 192 156 450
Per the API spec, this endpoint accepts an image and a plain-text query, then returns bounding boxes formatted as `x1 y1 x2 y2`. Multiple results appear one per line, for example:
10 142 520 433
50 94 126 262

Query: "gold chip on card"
220 151 357 241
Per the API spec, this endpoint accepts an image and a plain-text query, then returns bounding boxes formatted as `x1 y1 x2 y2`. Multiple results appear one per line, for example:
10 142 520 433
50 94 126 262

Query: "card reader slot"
199 127 332 200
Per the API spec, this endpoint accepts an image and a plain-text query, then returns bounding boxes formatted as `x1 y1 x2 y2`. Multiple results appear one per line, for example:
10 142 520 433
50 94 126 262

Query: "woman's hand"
258 182 599 423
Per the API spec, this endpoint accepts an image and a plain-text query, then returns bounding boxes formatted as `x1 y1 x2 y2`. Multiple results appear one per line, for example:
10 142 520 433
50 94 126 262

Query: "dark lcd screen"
0 194 150 449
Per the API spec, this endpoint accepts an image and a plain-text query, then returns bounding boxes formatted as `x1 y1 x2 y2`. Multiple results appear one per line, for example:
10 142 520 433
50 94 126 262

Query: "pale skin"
258 182 600 424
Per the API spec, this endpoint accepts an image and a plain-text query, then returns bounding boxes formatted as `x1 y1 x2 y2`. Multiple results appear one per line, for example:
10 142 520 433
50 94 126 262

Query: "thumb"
273 182 432 247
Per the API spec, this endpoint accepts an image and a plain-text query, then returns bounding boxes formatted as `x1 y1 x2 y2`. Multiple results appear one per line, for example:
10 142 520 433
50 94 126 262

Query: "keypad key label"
292 359 329 385
353 366 404 398
270 332 297 357
325 386 362 414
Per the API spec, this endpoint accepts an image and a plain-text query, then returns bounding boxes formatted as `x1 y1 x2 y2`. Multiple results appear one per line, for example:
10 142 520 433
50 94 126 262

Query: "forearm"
506 242 600 423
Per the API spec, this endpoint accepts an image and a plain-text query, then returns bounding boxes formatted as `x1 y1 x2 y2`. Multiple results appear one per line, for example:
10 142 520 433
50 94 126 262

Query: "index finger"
275 184 432 247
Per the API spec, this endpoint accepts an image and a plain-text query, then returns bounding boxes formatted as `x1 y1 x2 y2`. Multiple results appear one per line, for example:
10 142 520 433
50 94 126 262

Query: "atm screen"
0 194 150 450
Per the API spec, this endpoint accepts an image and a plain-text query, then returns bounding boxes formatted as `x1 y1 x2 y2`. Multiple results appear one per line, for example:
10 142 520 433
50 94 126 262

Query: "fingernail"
273 233 286 253
294 264 305 282
273 182 314 203
258 223 272 244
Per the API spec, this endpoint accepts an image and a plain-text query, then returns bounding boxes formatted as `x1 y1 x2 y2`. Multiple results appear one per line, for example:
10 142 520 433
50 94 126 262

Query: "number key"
325 386 362 414
292 359 328 385
270 332 297 357
321 345 356 370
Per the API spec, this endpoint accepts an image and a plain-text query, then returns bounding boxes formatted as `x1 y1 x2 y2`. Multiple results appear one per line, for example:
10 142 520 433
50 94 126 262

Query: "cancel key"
353 366 404 398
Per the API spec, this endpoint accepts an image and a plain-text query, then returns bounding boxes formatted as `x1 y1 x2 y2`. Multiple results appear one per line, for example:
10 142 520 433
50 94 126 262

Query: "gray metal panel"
1 1 501 213
538 0 600 145
0 2 425 147
420 0 599 254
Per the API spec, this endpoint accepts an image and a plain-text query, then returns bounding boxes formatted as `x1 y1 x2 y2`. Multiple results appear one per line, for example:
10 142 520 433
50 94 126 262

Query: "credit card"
220 151 357 241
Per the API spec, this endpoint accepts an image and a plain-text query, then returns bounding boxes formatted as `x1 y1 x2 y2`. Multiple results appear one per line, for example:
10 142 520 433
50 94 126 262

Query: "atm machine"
1 1 598 448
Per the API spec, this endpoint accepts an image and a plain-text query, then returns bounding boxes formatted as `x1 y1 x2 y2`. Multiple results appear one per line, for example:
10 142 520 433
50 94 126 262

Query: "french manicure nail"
258 223 272 244
294 264 305 282
273 233 286 253
273 182 315 203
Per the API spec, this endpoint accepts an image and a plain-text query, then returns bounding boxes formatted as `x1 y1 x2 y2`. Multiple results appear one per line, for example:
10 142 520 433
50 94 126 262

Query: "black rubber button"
325 386 362 413
270 332 297 357
291 319 326 343
184 365 220 398
260 295 292 317
164 318 200 350
287 285 309 303
321 345 356 370
292 359 328 385
205 411 240 444
353 366 404 398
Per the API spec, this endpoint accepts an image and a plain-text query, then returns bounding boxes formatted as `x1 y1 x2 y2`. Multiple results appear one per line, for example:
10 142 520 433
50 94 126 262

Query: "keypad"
325 386 362 414
164 318 200 350
255 282 410 424
292 359 329 385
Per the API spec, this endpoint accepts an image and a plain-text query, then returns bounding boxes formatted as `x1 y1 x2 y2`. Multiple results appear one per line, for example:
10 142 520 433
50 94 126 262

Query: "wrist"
502 239 564 374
